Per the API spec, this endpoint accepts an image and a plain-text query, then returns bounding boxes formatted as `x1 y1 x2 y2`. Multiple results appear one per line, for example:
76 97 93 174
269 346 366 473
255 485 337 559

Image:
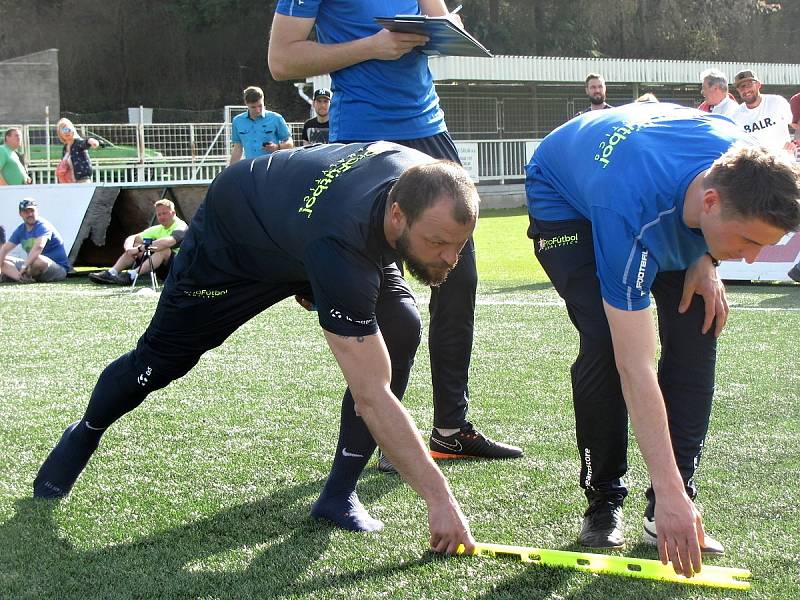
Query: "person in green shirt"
0 128 32 186
89 199 187 285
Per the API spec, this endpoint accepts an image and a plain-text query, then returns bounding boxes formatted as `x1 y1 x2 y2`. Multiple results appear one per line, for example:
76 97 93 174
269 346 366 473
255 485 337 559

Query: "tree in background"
0 0 794 119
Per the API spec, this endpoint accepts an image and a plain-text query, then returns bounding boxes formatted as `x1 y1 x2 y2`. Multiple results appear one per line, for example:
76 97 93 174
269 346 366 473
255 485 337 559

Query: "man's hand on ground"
653 490 703 578
428 497 475 555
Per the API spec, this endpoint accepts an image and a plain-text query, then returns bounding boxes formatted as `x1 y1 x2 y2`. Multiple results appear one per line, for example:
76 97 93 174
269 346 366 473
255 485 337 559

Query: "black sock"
320 390 375 498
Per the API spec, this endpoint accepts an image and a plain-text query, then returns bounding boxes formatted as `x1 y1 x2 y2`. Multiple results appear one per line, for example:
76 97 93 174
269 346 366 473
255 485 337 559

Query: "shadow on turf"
0 474 405 598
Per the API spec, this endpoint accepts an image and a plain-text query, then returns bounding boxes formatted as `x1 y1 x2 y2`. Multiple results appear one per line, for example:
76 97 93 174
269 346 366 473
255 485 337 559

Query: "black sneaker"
788 264 800 283
376 449 398 474
89 270 126 285
429 422 523 460
578 498 625 549
33 421 99 499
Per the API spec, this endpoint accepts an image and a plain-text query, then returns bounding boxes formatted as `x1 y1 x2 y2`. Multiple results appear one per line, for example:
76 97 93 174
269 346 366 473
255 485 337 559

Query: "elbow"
267 55 292 81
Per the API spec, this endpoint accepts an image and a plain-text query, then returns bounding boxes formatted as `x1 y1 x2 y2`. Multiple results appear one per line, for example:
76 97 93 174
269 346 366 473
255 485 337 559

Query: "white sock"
108 268 119 276
435 427 460 437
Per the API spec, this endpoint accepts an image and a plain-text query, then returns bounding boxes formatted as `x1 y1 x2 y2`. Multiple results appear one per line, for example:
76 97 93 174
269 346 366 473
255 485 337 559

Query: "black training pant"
338 132 478 428
82 248 421 467
530 217 716 504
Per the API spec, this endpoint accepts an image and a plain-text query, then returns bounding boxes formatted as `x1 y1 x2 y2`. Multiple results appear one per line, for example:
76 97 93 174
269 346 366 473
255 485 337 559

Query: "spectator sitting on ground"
89 199 187 285
0 127 32 185
56 118 99 184
0 198 71 283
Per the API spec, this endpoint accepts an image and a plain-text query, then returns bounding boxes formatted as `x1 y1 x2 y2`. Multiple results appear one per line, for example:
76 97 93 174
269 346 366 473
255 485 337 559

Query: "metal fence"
4 116 537 184
14 95 702 184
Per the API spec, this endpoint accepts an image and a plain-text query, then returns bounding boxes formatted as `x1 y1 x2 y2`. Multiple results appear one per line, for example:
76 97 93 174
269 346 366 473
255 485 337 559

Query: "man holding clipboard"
269 1 521 532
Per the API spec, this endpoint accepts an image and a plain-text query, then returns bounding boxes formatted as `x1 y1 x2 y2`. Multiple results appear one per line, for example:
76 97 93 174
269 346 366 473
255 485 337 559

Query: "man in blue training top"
268 0 522 473
526 102 800 578
229 86 293 164
0 198 71 283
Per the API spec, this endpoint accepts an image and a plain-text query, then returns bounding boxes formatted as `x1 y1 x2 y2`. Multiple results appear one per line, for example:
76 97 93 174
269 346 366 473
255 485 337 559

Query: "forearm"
617 365 685 495
325 330 454 505
24 245 44 266
605 304 685 495
229 145 243 165
269 34 380 80
278 138 294 150
357 388 454 505
268 13 429 80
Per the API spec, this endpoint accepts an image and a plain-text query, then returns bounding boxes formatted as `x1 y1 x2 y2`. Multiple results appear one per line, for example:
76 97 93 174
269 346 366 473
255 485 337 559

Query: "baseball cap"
18 198 37 211
734 70 760 87
313 88 332 100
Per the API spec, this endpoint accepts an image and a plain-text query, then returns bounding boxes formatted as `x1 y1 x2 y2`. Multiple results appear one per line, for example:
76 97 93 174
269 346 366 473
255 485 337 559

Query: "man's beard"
395 228 457 287
589 93 606 106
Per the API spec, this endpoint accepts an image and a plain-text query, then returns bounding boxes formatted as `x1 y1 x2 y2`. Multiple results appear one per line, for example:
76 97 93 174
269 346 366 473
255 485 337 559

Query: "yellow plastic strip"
458 542 751 590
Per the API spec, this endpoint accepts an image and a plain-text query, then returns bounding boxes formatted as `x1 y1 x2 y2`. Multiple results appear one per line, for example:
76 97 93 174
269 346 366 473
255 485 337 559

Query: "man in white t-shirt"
731 70 794 154
699 69 739 118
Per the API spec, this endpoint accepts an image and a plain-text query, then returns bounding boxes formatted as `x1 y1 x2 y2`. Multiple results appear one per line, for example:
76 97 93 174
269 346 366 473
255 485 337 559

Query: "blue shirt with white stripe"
526 102 749 310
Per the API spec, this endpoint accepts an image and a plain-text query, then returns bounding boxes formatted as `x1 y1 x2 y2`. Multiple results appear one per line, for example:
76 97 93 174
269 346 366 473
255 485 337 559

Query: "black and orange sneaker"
429 422 523 460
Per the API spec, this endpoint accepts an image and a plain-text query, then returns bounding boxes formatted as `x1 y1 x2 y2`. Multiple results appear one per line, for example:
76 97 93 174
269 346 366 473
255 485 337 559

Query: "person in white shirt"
731 70 794 154
699 69 739 118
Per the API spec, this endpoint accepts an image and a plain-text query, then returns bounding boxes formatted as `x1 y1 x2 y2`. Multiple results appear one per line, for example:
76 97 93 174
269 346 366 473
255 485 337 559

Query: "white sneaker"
643 515 725 556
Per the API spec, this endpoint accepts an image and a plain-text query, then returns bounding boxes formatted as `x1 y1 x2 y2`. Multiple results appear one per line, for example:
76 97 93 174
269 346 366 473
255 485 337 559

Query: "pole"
45 105 51 184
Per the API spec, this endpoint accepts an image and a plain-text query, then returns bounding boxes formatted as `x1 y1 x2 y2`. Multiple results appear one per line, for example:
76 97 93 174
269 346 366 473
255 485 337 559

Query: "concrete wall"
0 49 60 124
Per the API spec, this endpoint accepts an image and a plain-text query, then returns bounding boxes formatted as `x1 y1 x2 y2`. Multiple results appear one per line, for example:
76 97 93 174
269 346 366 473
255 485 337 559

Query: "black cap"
734 70 760 87
313 88 332 100
18 198 37 211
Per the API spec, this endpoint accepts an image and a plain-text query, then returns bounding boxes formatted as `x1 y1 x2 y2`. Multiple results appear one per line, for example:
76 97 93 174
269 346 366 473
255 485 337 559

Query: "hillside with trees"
0 0 796 120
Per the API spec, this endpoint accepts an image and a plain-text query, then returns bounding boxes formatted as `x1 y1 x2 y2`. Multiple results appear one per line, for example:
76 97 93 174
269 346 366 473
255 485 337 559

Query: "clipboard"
374 14 493 58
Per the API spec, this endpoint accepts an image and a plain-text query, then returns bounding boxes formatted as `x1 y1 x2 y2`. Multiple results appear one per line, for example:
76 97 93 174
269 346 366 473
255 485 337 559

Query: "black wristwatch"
706 252 721 267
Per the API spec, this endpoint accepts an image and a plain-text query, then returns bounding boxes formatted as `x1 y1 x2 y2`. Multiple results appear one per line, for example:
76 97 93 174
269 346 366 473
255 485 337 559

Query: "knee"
379 301 422 360
577 327 616 365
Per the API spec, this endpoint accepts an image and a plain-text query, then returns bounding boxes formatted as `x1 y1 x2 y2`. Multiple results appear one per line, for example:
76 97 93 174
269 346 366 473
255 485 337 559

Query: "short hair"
705 144 800 232
4 127 20 140
389 161 479 226
585 73 605 85
243 86 264 104
154 199 175 211
636 93 659 103
700 68 728 90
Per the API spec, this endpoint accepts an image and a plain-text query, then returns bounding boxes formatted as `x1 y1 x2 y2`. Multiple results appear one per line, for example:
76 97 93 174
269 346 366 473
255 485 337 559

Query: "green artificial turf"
1 208 798 599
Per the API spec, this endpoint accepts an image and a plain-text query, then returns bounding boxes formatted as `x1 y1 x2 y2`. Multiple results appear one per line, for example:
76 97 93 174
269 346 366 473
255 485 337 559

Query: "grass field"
1 207 799 599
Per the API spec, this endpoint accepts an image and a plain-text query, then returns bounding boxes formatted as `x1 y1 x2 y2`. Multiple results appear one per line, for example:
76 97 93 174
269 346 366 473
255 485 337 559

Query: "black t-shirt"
302 117 330 144
176 142 432 336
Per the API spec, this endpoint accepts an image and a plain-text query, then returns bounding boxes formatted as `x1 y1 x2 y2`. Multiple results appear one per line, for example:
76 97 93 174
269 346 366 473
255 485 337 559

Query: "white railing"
4 121 535 185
